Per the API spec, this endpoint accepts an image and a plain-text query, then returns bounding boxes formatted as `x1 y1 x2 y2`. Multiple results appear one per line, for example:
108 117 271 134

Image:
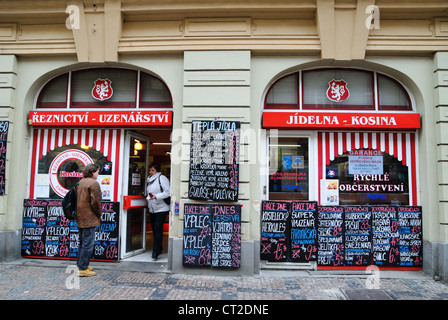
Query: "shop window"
264 68 412 111
140 73 172 108
325 149 409 205
377 74 411 110
265 73 298 109
71 68 137 108
269 138 309 200
36 144 114 200
302 69 374 110
36 74 69 108
36 68 172 109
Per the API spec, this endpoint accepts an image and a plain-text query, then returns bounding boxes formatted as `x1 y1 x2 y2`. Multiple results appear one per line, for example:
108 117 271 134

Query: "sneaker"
78 269 96 277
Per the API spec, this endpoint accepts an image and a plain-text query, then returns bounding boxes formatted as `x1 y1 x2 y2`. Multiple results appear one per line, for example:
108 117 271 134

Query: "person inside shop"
146 162 170 261
76 163 102 277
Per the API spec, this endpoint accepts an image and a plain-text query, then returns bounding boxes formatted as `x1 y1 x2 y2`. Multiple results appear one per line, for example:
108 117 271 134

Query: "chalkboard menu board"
183 203 242 268
212 204 241 268
260 200 290 262
183 203 212 267
397 206 422 267
22 199 47 257
260 201 423 268
290 201 317 262
45 200 71 258
21 200 120 261
95 201 120 260
188 120 240 201
372 206 399 267
344 206 372 266
0 121 9 195
317 206 345 266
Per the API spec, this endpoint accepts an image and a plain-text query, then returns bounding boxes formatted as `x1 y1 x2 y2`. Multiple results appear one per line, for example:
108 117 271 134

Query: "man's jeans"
77 227 95 270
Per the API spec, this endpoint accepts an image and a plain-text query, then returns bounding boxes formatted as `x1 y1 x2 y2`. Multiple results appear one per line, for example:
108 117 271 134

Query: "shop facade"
0 0 448 279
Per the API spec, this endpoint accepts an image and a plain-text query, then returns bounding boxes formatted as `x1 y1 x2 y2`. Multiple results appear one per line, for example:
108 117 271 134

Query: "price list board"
397 206 422 267
260 202 423 269
344 206 372 266
317 206 345 267
22 199 47 257
372 206 400 267
21 200 120 261
260 200 290 262
0 121 8 195
183 203 241 268
188 120 240 202
290 201 317 262
183 203 212 267
211 204 241 268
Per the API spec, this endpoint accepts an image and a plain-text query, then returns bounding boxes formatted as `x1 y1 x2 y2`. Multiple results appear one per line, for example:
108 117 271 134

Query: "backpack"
62 183 79 220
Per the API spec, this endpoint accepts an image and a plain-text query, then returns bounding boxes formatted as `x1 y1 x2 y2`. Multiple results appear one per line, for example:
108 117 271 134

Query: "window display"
269 138 309 200
36 144 113 200
326 149 409 205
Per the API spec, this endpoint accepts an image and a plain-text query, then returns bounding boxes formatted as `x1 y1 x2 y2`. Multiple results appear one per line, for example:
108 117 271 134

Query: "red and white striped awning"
29 128 122 201
318 131 418 205
33 128 121 161
319 132 415 165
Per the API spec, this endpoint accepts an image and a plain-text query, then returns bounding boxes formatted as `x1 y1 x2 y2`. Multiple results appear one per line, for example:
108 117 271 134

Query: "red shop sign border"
29 110 172 128
263 111 421 130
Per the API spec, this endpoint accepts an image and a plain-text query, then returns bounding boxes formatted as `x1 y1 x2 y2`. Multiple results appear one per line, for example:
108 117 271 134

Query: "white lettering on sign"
29 111 172 127
286 114 340 125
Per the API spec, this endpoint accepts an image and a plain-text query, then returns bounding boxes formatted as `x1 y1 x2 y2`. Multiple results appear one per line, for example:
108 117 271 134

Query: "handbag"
158 175 171 205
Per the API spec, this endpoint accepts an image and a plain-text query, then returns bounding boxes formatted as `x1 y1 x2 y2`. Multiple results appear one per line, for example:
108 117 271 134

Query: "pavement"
0 257 447 304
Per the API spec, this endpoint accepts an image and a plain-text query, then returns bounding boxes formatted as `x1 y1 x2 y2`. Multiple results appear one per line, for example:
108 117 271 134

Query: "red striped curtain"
318 131 418 205
29 128 122 201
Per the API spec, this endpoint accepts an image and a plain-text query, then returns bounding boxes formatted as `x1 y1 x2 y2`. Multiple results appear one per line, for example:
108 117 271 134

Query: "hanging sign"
262 112 420 130
28 110 172 128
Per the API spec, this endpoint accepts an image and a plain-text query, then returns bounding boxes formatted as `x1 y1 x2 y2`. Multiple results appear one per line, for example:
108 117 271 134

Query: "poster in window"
348 149 383 175
320 179 339 205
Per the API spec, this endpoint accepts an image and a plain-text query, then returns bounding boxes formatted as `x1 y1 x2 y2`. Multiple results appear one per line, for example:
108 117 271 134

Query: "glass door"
267 131 317 201
121 132 149 259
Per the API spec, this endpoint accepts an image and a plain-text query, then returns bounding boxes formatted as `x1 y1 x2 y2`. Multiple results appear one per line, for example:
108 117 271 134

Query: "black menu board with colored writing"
344 206 372 266
21 200 120 261
260 201 423 268
397 206 422 267
183 203 241 268
290 201 317 262
0 121 8 195
372 206 400 267
22 199 47 257
183 203 212 267
317 206 345 266
211 204 241 268
188 120 240 201
260 200 290 262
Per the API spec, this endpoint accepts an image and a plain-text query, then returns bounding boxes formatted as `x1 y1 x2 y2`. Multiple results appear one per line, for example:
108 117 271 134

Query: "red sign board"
29 110 172 128
262 112 420 130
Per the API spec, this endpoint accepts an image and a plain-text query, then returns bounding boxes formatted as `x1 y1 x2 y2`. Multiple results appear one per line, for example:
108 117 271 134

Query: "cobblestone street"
1 260 447 301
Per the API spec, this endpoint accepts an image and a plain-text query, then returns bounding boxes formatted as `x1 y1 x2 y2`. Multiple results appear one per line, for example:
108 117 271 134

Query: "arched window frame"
264 68 414 112
35 68 173 110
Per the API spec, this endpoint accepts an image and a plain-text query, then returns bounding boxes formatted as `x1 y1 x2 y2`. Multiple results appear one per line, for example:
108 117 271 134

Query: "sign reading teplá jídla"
188 120 240 201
